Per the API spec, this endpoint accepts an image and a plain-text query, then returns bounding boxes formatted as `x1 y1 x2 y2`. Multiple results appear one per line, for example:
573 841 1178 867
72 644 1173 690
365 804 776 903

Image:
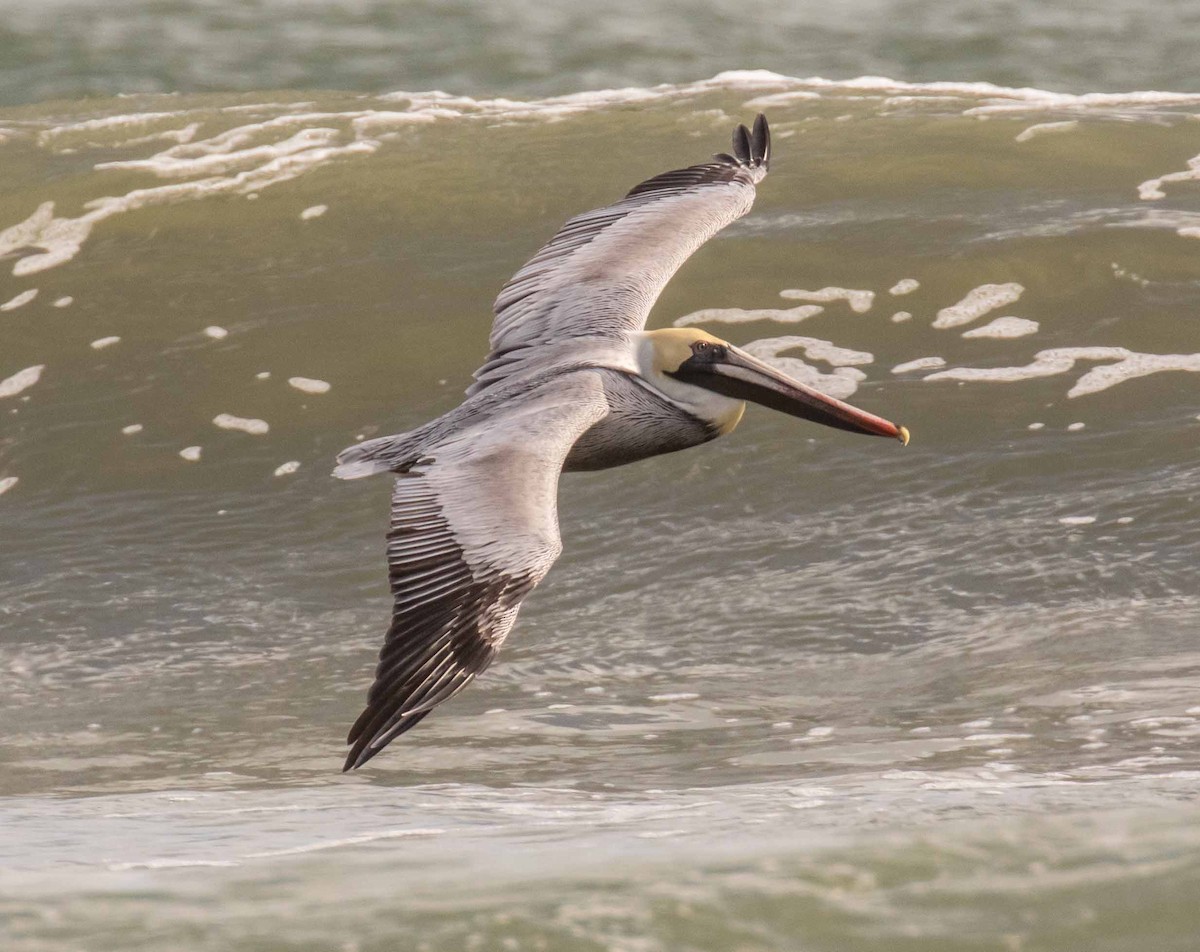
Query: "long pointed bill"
690 346 909 443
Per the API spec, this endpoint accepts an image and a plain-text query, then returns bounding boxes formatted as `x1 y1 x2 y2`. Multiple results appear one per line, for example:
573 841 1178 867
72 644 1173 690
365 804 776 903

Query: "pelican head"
639 327 909 443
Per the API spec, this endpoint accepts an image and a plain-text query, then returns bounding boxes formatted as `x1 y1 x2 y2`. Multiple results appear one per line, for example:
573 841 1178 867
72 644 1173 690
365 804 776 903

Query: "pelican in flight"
335 115 908 770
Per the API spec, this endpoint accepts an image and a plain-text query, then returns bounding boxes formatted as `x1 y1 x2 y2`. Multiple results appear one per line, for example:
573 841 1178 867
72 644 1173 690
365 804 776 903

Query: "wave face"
2 76 1200 950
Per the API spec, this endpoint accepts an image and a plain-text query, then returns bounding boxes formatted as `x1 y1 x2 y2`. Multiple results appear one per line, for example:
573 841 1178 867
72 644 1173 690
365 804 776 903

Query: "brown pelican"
335 114 908 770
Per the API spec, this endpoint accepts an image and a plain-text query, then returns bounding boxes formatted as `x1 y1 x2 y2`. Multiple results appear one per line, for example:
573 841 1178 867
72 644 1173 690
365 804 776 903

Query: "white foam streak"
0 476 17 497
746 75 1200 118
892 357 946 374
888 279 919 295
1015 120 1079 142
107 858 239 871
148 112 356 160
1138 152 1200 201
288 376 331 394
349 112 442 137
380 70 793 120
105 824 445 869
1070 352 1200 397
3 119 377 276
243 828 445 859
925 347 1200 397
1 288 38 311
0 365 44 398
40 116 204 152
0 202 90 276
933 283 1024 329
926 348 1120 386
97 127 344 178
961 317 1039 339
779 286 874 313
743 337 872 401
742 90 823 109
746 335 872 367
962 89 1200 115
213 414 269 435
116 123 202 149
674 305 823 327
36 112 192 147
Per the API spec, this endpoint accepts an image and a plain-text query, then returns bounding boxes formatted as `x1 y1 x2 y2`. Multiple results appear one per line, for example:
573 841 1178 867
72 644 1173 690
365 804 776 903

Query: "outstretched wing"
470 114 771 394
344 372 609 770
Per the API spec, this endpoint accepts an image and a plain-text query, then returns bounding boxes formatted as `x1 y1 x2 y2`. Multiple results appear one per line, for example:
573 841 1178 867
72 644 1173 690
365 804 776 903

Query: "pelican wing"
472 115 770 393
344 372 609 769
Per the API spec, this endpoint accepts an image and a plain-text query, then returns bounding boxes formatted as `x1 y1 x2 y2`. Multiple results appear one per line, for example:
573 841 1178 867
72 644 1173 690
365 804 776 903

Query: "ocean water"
2 43 1200 952
2 0 1200 105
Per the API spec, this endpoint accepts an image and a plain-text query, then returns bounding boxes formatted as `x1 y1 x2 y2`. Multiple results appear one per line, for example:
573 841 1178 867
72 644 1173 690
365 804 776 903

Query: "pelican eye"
691 341 725 360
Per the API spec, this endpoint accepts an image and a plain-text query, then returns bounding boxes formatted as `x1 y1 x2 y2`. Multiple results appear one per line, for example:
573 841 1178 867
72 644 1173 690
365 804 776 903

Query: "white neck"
631 334 745 434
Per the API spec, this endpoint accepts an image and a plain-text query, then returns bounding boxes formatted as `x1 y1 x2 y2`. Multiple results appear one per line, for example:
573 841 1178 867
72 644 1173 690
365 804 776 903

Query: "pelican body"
335 115 907 770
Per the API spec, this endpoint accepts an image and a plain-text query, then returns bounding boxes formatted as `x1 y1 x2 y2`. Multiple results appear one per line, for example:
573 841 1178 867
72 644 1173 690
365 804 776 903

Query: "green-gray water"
3 0 1200 105
2 71 1200 950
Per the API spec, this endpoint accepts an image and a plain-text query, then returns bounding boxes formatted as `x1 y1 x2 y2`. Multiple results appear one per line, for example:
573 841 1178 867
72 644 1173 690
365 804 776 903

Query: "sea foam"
933 284 1024 329
925 347 1200 397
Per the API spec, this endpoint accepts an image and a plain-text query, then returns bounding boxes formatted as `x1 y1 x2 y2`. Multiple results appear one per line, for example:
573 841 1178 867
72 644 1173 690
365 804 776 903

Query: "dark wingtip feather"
732 123 752 164
715 116 770 171
344 729 376 771
752 113 770 170
344 708 432 770
344 742 383 771
345 740 383 771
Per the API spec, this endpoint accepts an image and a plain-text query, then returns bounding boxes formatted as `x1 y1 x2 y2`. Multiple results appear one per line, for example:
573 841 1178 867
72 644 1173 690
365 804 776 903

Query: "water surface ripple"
2 75 1199 951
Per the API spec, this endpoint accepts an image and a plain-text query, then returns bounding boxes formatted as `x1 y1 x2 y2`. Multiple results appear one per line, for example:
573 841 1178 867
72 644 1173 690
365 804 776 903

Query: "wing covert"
471 115 770 394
